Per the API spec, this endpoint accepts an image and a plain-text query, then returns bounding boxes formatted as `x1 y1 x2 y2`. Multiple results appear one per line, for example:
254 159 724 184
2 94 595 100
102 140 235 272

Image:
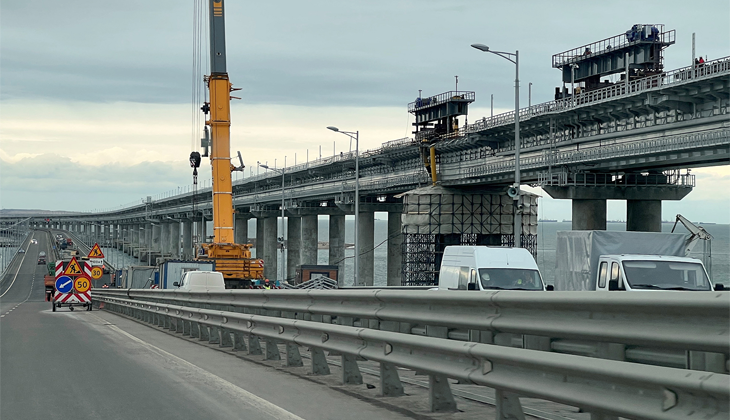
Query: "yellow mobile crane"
190 0 263 287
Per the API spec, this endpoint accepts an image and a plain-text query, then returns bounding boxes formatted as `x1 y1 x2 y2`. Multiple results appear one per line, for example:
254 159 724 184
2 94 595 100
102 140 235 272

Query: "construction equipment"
671 214 713 279
192 0 263 288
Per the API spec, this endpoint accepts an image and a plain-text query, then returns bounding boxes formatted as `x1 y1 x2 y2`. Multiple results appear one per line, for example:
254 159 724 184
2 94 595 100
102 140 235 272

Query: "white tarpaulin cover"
554 230 688 291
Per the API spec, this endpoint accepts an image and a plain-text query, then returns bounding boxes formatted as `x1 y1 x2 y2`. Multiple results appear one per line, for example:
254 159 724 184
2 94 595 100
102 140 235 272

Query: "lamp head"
260 164 269 169
326 126 339 132
471 43 489 52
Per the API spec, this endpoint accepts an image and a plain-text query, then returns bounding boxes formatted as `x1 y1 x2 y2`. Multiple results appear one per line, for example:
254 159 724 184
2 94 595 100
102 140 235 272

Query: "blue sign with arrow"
55 276 74 294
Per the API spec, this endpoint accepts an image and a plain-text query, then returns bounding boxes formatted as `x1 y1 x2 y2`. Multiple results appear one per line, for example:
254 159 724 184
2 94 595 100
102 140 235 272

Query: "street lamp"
327 126 360 285
258 161 285 281
471 43 522 248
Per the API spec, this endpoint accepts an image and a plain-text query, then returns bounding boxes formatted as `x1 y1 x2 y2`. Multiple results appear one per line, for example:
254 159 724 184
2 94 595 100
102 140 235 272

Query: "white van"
173 271 225 292
438 246 549 291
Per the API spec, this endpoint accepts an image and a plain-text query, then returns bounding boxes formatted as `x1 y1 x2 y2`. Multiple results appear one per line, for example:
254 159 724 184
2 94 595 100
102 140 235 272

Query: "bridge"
5 55 729 286
1 227 728 420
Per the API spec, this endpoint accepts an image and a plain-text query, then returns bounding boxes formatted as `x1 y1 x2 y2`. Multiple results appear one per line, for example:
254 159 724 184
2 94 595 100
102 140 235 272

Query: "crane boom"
195 0 263 287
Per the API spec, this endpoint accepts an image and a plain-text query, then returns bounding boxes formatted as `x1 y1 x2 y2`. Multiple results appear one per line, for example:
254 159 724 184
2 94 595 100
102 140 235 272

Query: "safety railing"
94 290 729 419
464 56 730 136
407 91 475 113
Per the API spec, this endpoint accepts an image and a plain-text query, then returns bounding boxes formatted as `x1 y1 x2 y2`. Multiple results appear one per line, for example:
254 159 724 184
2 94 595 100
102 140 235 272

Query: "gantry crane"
191 0 263 287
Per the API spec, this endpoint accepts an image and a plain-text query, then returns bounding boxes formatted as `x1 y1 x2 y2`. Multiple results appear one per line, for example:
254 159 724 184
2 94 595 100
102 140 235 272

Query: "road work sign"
87 243 105 259
63 257 83 276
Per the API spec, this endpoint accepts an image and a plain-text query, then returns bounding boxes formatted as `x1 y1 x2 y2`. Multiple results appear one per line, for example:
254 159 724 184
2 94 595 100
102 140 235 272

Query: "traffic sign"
87 243 105 259
74 276 91 293
90 266 103 280
89 258 104 266
63 257 83 276
55 260 64 279
55 276 74 294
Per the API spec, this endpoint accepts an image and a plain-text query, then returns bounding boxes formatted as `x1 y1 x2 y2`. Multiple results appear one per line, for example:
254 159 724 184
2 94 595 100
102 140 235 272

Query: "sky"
1 0 729 223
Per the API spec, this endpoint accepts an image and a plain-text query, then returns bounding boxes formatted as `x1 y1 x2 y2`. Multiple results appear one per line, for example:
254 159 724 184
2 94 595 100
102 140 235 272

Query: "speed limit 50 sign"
74 276 91 293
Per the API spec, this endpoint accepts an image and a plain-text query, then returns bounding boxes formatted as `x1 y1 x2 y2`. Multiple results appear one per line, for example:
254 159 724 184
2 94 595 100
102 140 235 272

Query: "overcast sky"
1 0 729 223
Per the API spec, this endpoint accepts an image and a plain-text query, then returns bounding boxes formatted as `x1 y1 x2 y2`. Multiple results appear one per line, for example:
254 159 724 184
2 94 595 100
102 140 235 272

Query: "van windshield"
479 268 543 290
622 260 711 290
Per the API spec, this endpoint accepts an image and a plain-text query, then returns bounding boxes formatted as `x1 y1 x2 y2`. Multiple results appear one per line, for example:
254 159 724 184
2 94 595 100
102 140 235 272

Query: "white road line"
0 232 35 298
99 318 305 420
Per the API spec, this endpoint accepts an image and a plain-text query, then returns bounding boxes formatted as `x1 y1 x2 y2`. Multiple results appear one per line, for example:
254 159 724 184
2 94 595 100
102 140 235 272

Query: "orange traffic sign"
63 257 83 276
74 276 91 293
90 266 103 280
87 243 105 259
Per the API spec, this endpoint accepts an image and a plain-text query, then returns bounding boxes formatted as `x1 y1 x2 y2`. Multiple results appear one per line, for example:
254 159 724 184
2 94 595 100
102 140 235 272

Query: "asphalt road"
0 230 418 420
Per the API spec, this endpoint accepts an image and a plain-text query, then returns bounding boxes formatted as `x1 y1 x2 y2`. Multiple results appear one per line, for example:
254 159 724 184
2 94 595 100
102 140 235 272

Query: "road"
0 230 425 420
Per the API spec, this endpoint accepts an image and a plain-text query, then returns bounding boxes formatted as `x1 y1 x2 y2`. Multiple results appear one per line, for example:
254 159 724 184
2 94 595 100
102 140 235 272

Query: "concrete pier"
287 217 301 281
358 211 375 286
263 217 278 280
235 216 249 245
255 218 265 259
572 199 607 230
182 220 193 259
301 215 318 265
169 221 180 258
328 214 345 285
627 200 662 232
387 212 403 286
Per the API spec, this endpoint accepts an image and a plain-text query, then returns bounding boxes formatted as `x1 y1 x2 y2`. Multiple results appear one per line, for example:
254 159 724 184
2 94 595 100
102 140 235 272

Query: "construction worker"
263 279 272 290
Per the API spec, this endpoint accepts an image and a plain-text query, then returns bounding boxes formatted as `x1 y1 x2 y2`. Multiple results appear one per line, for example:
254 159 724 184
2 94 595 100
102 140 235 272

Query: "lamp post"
258 161 285 281
327 126 360 284
471 43 522 247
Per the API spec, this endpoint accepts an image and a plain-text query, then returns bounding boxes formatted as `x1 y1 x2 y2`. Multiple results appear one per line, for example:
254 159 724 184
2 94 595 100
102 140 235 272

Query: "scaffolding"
400 186 538 286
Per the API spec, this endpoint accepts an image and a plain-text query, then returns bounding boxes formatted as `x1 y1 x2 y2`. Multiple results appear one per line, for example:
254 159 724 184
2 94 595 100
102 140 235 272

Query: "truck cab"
438 246 549 291
596 255 714 291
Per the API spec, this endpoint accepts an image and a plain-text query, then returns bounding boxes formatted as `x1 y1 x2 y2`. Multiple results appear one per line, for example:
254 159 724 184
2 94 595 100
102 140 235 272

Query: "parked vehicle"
438 246 549 291
173 271 225 292
554 230 718 291
158 260 215 289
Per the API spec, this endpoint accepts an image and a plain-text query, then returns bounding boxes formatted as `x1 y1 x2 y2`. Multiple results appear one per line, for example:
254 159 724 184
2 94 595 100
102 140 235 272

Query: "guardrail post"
248 335 263 355
341 354 363 385
495 390 525 420
379 362 404 397
169 317 178 333
265 339 281 360
199 323 210 341
689 351 727 373
310 347 331 375
208 326 220 344
232 332 247 352
428 374 456 412
285 343 303 367
219 328 233 348
163 315 171 330
182 319 191 336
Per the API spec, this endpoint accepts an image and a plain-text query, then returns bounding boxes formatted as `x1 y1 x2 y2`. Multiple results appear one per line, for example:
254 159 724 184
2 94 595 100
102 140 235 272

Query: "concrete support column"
169 222 180 259
255 218 265 259
358 211 375 286
263 217 278 280
235 216 249 245
143 223 152 264
328 215 345 285
152 224 162 253
182 220 193 260
287 217 301 282
627 200 662 232
387 212 403 286
160 223 170 256
301 215 318 265
572 199 607 230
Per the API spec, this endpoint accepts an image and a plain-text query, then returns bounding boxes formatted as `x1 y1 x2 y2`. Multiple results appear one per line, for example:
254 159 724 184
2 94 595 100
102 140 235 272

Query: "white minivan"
173 271 226 292
438 246 550 291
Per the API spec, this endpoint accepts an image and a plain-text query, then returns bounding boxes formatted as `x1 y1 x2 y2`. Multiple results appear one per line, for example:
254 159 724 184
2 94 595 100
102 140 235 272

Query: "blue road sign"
55 276 74 294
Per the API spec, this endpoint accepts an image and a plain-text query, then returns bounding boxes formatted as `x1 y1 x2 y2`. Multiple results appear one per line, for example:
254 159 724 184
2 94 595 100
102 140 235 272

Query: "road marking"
0 232 35 298
98 318 305 420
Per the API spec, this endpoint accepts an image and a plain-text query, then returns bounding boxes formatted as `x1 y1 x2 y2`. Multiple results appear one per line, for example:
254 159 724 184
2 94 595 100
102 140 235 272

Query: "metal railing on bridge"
94 288 729 419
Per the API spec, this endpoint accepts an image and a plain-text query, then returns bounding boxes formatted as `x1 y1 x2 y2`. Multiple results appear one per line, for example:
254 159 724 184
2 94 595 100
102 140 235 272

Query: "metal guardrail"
94 290 729 419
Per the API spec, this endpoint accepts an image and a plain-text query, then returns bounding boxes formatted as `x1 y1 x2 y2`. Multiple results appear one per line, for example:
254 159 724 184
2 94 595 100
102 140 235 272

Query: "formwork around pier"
399 186 538 286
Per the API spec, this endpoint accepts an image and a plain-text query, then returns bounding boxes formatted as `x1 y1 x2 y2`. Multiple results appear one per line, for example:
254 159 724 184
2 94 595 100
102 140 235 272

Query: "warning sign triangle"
64 257 83 276
88 243 105 259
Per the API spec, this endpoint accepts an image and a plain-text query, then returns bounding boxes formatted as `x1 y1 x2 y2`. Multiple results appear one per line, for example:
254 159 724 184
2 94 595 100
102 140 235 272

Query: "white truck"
438 246 550 291
554 230 719 291
173 271 225 292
